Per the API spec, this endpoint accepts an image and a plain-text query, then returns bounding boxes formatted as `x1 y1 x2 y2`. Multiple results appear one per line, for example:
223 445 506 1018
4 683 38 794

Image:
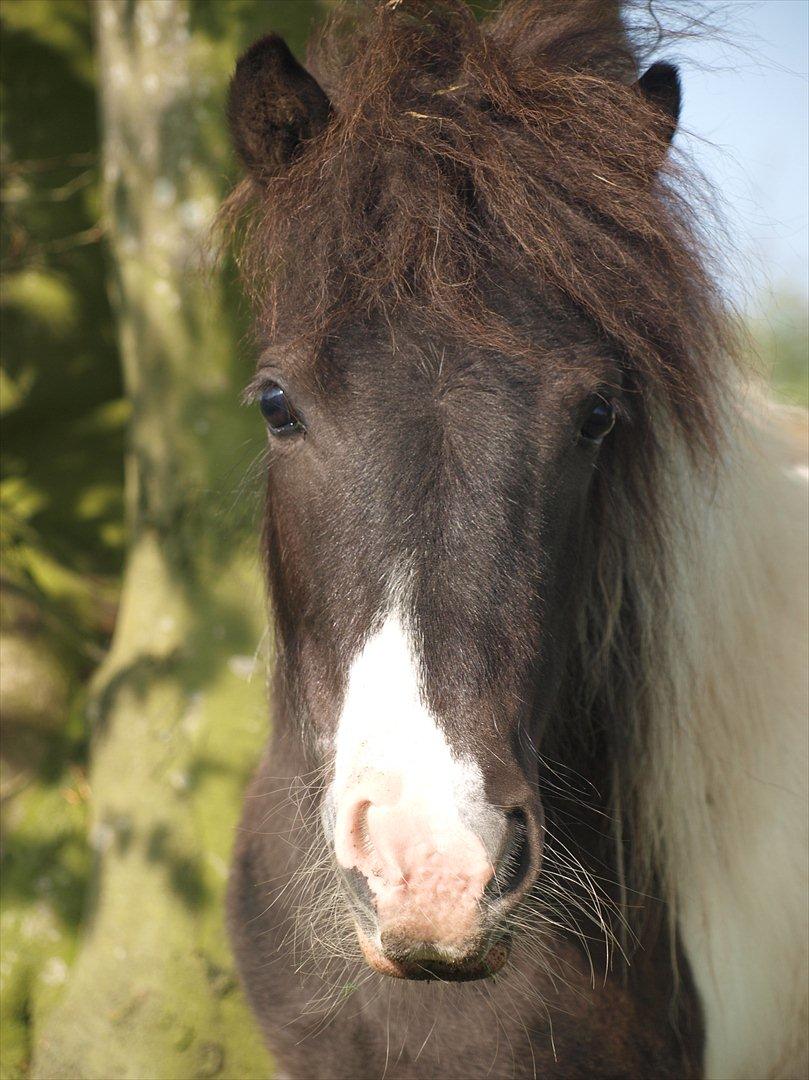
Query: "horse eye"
579 398 616 443
259 383 304 436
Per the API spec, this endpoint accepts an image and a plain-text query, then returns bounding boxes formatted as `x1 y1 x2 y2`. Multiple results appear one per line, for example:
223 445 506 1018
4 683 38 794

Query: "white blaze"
331 613 485 834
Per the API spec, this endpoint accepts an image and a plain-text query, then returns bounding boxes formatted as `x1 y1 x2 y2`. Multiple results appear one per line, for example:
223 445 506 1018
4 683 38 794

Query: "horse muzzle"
328 788 543 981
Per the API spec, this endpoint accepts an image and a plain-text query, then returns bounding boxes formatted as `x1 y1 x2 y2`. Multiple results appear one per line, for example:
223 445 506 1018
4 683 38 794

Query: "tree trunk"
32 2 271 1075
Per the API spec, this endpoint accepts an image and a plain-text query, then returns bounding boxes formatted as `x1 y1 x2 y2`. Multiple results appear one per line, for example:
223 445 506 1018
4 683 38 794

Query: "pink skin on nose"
335 781 494 948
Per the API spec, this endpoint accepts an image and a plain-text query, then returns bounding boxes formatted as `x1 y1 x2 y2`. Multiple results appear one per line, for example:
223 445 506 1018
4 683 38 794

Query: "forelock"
225 0 738 448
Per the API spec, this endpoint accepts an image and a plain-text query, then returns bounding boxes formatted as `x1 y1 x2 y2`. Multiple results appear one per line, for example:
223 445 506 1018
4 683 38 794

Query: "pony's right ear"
636 62 681 148
227 35 331 183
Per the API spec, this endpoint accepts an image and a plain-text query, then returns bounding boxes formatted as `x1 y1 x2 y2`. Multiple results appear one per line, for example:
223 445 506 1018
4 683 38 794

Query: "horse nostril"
485 808 534 903
341 865 377 921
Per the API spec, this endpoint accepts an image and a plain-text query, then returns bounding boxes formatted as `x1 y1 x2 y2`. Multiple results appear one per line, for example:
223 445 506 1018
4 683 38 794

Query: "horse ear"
228 34 332 183
636 62 681 147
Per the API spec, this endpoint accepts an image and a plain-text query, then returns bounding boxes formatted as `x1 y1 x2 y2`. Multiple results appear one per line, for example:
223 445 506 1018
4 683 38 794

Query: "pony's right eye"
579 397 616 444
259 383 304 437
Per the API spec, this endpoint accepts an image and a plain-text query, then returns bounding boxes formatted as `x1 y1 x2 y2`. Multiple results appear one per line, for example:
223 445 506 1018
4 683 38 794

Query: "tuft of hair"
223 0 739 453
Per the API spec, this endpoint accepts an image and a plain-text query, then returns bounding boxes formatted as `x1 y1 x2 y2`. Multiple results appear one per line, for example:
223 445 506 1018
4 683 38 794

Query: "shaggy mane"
225 0 737 446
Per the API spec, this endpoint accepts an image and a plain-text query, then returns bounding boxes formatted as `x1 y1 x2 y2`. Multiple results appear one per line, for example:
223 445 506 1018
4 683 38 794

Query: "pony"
223 2 808 1076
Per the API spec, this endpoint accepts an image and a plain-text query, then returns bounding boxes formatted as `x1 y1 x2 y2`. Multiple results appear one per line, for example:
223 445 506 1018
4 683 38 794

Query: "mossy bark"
31 3 271 1076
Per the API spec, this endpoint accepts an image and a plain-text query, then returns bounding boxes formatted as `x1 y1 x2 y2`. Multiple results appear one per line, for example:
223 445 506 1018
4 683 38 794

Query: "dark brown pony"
223 2 809 1078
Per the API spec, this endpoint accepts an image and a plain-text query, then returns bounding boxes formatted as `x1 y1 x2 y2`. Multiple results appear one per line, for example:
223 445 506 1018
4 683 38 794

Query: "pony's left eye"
259 383 304 437
579 398 616 444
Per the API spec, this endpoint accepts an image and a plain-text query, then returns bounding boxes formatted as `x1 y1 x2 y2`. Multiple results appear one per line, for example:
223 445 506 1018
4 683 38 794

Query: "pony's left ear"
636 62 681 147
228 34 332 184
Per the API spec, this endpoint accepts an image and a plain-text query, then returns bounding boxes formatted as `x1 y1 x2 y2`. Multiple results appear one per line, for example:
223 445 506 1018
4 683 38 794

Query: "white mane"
639 386 808 1078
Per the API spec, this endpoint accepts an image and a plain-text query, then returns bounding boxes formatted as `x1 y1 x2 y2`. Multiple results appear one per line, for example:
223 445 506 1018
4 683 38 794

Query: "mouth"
358 929 512 982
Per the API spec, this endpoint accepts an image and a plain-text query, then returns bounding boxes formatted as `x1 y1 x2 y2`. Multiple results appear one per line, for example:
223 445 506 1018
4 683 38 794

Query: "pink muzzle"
335 784 495 949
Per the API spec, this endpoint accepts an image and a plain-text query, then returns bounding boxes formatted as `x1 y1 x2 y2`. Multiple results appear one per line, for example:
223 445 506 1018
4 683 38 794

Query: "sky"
671 1 808 310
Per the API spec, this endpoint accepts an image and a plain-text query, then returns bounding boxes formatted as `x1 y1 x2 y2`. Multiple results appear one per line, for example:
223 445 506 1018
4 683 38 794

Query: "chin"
357 928 512 982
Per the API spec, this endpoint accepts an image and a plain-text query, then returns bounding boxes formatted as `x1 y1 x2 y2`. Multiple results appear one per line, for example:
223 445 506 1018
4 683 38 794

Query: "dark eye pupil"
259 383 302 435
580 399 616 442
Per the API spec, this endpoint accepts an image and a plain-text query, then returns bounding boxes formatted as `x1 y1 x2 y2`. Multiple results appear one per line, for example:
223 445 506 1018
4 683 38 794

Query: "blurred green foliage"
1 0 123 675
1 4 120 1065
752 289 809 407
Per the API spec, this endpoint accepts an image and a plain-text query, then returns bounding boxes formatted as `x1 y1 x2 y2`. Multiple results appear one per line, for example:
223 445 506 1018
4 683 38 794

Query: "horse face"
256 313 618 980
228 25 682 984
